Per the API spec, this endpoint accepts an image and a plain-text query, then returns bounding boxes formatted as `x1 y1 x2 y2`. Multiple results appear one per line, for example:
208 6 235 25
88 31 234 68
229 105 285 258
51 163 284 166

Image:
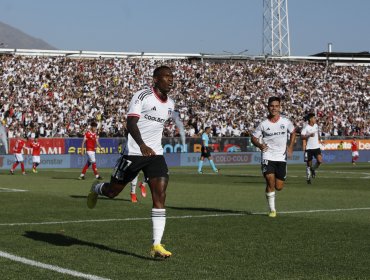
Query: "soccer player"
351 137 359 166
87 66 176 258
10 134 27 175
251 96 296 218
78 122 103 180
29 136 42 173
197 127 218 174
301 113 323 184
129 174 147 203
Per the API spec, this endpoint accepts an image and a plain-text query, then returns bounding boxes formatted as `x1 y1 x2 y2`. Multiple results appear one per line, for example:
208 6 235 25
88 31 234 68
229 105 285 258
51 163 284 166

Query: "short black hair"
306 113 315 121
153 66 172 78
205 126 211 131
267 96 281 105
91 121 98 127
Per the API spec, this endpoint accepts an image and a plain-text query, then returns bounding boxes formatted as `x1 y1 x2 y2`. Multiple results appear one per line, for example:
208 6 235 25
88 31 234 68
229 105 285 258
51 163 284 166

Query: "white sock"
131 176 138 193
152 208 166 245
93 183 105 195
266 192 276 212
306 166 311 178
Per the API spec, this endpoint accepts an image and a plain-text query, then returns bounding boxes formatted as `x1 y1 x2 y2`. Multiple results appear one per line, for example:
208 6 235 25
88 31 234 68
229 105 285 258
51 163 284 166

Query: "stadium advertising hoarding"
163 137 251 153
0 151 369 170
180 152 305 166
65 138 125 154
9 138 66 155
0 154 70 169
321 139 370 150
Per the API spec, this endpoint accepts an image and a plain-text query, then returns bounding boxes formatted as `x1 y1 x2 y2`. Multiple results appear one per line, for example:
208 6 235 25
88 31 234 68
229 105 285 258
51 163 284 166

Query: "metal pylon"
263 0 291 56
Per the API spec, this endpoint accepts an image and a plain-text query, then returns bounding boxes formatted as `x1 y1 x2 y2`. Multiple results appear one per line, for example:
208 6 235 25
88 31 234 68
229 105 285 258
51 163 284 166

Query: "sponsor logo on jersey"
264 131 286 137
144 114 166 123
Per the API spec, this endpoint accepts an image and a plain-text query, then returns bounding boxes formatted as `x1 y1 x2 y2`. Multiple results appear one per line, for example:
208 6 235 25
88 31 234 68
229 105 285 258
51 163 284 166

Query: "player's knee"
275 181 285 191
275 186 284 191
105 181 126 198
105 188 119 198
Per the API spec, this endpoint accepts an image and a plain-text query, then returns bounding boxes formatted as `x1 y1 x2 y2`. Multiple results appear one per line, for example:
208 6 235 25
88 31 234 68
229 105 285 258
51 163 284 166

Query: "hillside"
0 21 56 50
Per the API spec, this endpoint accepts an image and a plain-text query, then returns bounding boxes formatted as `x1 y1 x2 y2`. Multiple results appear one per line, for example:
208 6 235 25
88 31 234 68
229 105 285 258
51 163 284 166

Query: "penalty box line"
1 207 370 227
0 250 110 280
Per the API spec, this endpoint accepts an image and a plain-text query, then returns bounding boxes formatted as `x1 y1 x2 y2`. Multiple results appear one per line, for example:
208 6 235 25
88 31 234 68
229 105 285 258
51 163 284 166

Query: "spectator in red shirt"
351 137 359 166
78 122 103 180
10 134 27 175
29 136 42 173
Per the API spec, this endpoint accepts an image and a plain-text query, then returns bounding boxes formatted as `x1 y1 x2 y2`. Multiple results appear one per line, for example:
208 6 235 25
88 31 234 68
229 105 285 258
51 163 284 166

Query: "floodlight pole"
263 0 291 56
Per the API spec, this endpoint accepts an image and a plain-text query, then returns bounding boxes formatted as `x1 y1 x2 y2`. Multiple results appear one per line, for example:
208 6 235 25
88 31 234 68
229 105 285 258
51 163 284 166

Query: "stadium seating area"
0 55 369 138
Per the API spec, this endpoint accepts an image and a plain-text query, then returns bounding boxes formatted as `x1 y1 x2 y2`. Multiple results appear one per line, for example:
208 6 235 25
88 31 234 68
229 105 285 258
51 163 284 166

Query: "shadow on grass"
69 195 131 202
51 177 81 180
23 231 159 261
167 205 252 215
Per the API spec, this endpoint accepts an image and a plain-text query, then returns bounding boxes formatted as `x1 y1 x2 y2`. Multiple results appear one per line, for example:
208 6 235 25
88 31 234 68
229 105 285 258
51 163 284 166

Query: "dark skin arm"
127 116 156 156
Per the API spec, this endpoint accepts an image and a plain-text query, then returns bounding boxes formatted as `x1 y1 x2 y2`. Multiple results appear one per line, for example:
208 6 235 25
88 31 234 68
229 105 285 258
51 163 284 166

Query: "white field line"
1 207 370 227
169 171 370 179
0 251 110 280
252 207 370 215
0 188 28 192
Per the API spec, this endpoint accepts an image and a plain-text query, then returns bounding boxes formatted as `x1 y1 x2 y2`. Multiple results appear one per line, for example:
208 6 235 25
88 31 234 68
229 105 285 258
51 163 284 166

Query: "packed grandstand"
0 53 369 139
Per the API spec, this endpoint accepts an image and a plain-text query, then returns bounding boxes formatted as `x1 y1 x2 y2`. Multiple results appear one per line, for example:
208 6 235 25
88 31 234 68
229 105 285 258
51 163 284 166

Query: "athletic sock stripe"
151 213 166 217
151 209 166 218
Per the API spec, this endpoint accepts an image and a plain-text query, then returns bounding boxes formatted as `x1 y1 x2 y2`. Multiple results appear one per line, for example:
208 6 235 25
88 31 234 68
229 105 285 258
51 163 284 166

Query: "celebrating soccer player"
10 134 27 175
251 96 296 218
29 136 42 173
78 122 103 180
301 113 323 184
351 137 359 166
87 66 177 258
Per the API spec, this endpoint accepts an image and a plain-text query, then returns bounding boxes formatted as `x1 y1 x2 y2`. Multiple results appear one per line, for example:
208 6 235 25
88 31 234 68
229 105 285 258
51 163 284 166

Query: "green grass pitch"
0 163 369 280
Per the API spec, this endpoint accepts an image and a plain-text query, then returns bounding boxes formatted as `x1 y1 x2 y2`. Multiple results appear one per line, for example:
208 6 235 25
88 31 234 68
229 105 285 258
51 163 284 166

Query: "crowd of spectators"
0 55 369 139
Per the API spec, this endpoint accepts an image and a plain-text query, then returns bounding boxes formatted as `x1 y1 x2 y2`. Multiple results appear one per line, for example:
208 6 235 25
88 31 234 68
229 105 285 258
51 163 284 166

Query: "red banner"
9 138 66 154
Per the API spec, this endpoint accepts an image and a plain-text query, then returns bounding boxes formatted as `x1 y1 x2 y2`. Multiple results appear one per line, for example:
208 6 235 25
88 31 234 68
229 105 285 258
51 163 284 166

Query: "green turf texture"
0 163 369 280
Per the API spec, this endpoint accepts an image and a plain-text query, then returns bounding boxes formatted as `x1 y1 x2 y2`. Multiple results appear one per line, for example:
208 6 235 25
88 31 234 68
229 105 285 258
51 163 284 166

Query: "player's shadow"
69 195 131 203
51 177 80 180
23 231 157 261
167 205 251 215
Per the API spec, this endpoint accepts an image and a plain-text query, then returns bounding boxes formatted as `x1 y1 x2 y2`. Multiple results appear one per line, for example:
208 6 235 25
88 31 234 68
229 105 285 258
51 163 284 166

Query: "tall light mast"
263 0 291 56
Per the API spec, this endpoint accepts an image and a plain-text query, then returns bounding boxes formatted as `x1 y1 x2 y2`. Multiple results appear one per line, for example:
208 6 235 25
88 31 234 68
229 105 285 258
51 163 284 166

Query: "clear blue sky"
1 0 369 55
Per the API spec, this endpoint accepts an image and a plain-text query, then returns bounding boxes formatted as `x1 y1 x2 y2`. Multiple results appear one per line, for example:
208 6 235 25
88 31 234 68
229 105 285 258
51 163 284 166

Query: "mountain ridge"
0 21 56 50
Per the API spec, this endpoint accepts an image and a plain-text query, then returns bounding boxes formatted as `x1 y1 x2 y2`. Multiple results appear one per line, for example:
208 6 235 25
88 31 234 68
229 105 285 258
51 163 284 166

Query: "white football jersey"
301 123 320 150
126 88 175 156
252 116 295 162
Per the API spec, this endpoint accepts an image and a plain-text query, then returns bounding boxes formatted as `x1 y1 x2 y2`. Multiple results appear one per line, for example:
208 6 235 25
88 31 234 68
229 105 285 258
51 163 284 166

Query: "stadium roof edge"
0 48 369 64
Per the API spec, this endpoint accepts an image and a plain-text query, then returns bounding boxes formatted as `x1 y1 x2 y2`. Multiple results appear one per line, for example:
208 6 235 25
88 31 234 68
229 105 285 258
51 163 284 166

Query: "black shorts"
305 148 322 162
111 155 168 184
261 160 287 181
201 146 211 158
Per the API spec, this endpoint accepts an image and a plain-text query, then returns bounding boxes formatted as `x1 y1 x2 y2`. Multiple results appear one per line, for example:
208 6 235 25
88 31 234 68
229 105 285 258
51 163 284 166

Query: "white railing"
1 48 370 65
